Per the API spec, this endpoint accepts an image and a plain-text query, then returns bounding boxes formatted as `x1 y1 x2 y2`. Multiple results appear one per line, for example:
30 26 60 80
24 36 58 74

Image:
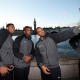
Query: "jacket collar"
23 34 31 40
39 34 48 41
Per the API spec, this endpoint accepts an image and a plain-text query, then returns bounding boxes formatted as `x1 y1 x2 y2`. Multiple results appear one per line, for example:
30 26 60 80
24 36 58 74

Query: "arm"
0 30 8 49
35 45 51 74
0 56 3 67
13 36 24 60
35 45 43 68
49 27 80 43
29 42 34 59
0 32 4 67
0 30 9 75
0 30 8 67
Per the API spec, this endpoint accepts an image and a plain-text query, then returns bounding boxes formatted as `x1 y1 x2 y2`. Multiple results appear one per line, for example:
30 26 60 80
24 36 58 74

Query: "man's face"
7 25 15 34
24 28 31 36
37 28 45 37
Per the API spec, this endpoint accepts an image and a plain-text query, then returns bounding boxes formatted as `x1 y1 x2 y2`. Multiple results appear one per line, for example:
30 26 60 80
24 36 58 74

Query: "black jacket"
0 29 10 49
13 34 34 60
0 29 10 63
0 29 14 67
13 34 34 68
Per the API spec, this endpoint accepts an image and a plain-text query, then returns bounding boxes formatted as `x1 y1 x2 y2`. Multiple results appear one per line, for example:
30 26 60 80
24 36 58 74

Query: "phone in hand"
46 69 50 73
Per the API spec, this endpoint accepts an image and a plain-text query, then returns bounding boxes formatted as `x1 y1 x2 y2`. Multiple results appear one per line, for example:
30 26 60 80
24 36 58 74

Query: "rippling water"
57 40 80 59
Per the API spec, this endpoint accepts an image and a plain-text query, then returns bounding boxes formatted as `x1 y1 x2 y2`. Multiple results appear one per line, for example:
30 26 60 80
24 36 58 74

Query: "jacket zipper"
42 41 51 68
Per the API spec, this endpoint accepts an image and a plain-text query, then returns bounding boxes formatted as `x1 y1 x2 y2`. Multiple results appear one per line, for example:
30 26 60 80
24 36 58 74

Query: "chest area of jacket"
37 37 57 53
20 38 32 51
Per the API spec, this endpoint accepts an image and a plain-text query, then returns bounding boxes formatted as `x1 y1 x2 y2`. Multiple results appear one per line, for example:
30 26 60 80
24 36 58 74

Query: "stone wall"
28 59 79 80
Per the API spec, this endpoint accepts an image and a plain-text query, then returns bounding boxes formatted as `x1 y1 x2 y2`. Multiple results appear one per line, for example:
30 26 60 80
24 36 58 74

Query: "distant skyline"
0 0 80 29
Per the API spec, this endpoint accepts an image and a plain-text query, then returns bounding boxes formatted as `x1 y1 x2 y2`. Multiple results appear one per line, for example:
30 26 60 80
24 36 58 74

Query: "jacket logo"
24 41 26 43
39 45 42 48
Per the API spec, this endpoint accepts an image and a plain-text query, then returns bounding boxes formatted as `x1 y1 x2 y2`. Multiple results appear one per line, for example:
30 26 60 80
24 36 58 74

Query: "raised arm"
49 27 80 43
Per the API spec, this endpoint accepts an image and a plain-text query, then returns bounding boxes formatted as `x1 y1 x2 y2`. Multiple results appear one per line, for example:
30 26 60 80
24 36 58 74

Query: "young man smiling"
35 27 80 80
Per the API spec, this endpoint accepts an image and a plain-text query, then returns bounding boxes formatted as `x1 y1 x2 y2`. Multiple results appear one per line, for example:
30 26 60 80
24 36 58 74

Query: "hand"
24 56 31 63
41 65 51 75
0 66 9 76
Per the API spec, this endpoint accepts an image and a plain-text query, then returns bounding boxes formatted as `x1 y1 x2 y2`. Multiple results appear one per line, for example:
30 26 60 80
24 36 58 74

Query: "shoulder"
0 29 9 40
0 29 8 35
35 40 41 48
15 34 24 41
14 35 25 45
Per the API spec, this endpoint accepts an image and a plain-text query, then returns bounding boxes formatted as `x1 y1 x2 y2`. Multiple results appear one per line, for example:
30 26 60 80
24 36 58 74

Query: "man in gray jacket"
13 26 34 80
0 23 15 80
35 27 80 80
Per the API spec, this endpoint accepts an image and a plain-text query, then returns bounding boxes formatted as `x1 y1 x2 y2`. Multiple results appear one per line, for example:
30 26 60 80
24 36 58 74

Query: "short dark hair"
6 23 14 28
23 26 31 31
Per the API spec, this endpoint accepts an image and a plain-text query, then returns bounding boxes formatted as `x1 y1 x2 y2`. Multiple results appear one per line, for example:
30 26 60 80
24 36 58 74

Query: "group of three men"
0 23 80 80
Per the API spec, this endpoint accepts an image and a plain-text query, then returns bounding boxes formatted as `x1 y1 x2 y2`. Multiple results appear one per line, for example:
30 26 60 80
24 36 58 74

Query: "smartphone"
46 69 50 73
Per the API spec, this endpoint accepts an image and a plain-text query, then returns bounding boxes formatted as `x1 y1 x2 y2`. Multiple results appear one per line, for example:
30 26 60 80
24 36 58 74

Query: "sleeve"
35 45 44 68
0 32 2 48
0 56 3 67
0 30 8 67
69 33 80 52
13 37 24 60
0 31 8 49
49 28 77 43
29 42 35 59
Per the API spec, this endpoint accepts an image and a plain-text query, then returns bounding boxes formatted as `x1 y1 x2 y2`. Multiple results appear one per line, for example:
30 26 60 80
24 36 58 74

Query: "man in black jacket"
35 27 80 80
0 23 15 80
13 26 34 80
